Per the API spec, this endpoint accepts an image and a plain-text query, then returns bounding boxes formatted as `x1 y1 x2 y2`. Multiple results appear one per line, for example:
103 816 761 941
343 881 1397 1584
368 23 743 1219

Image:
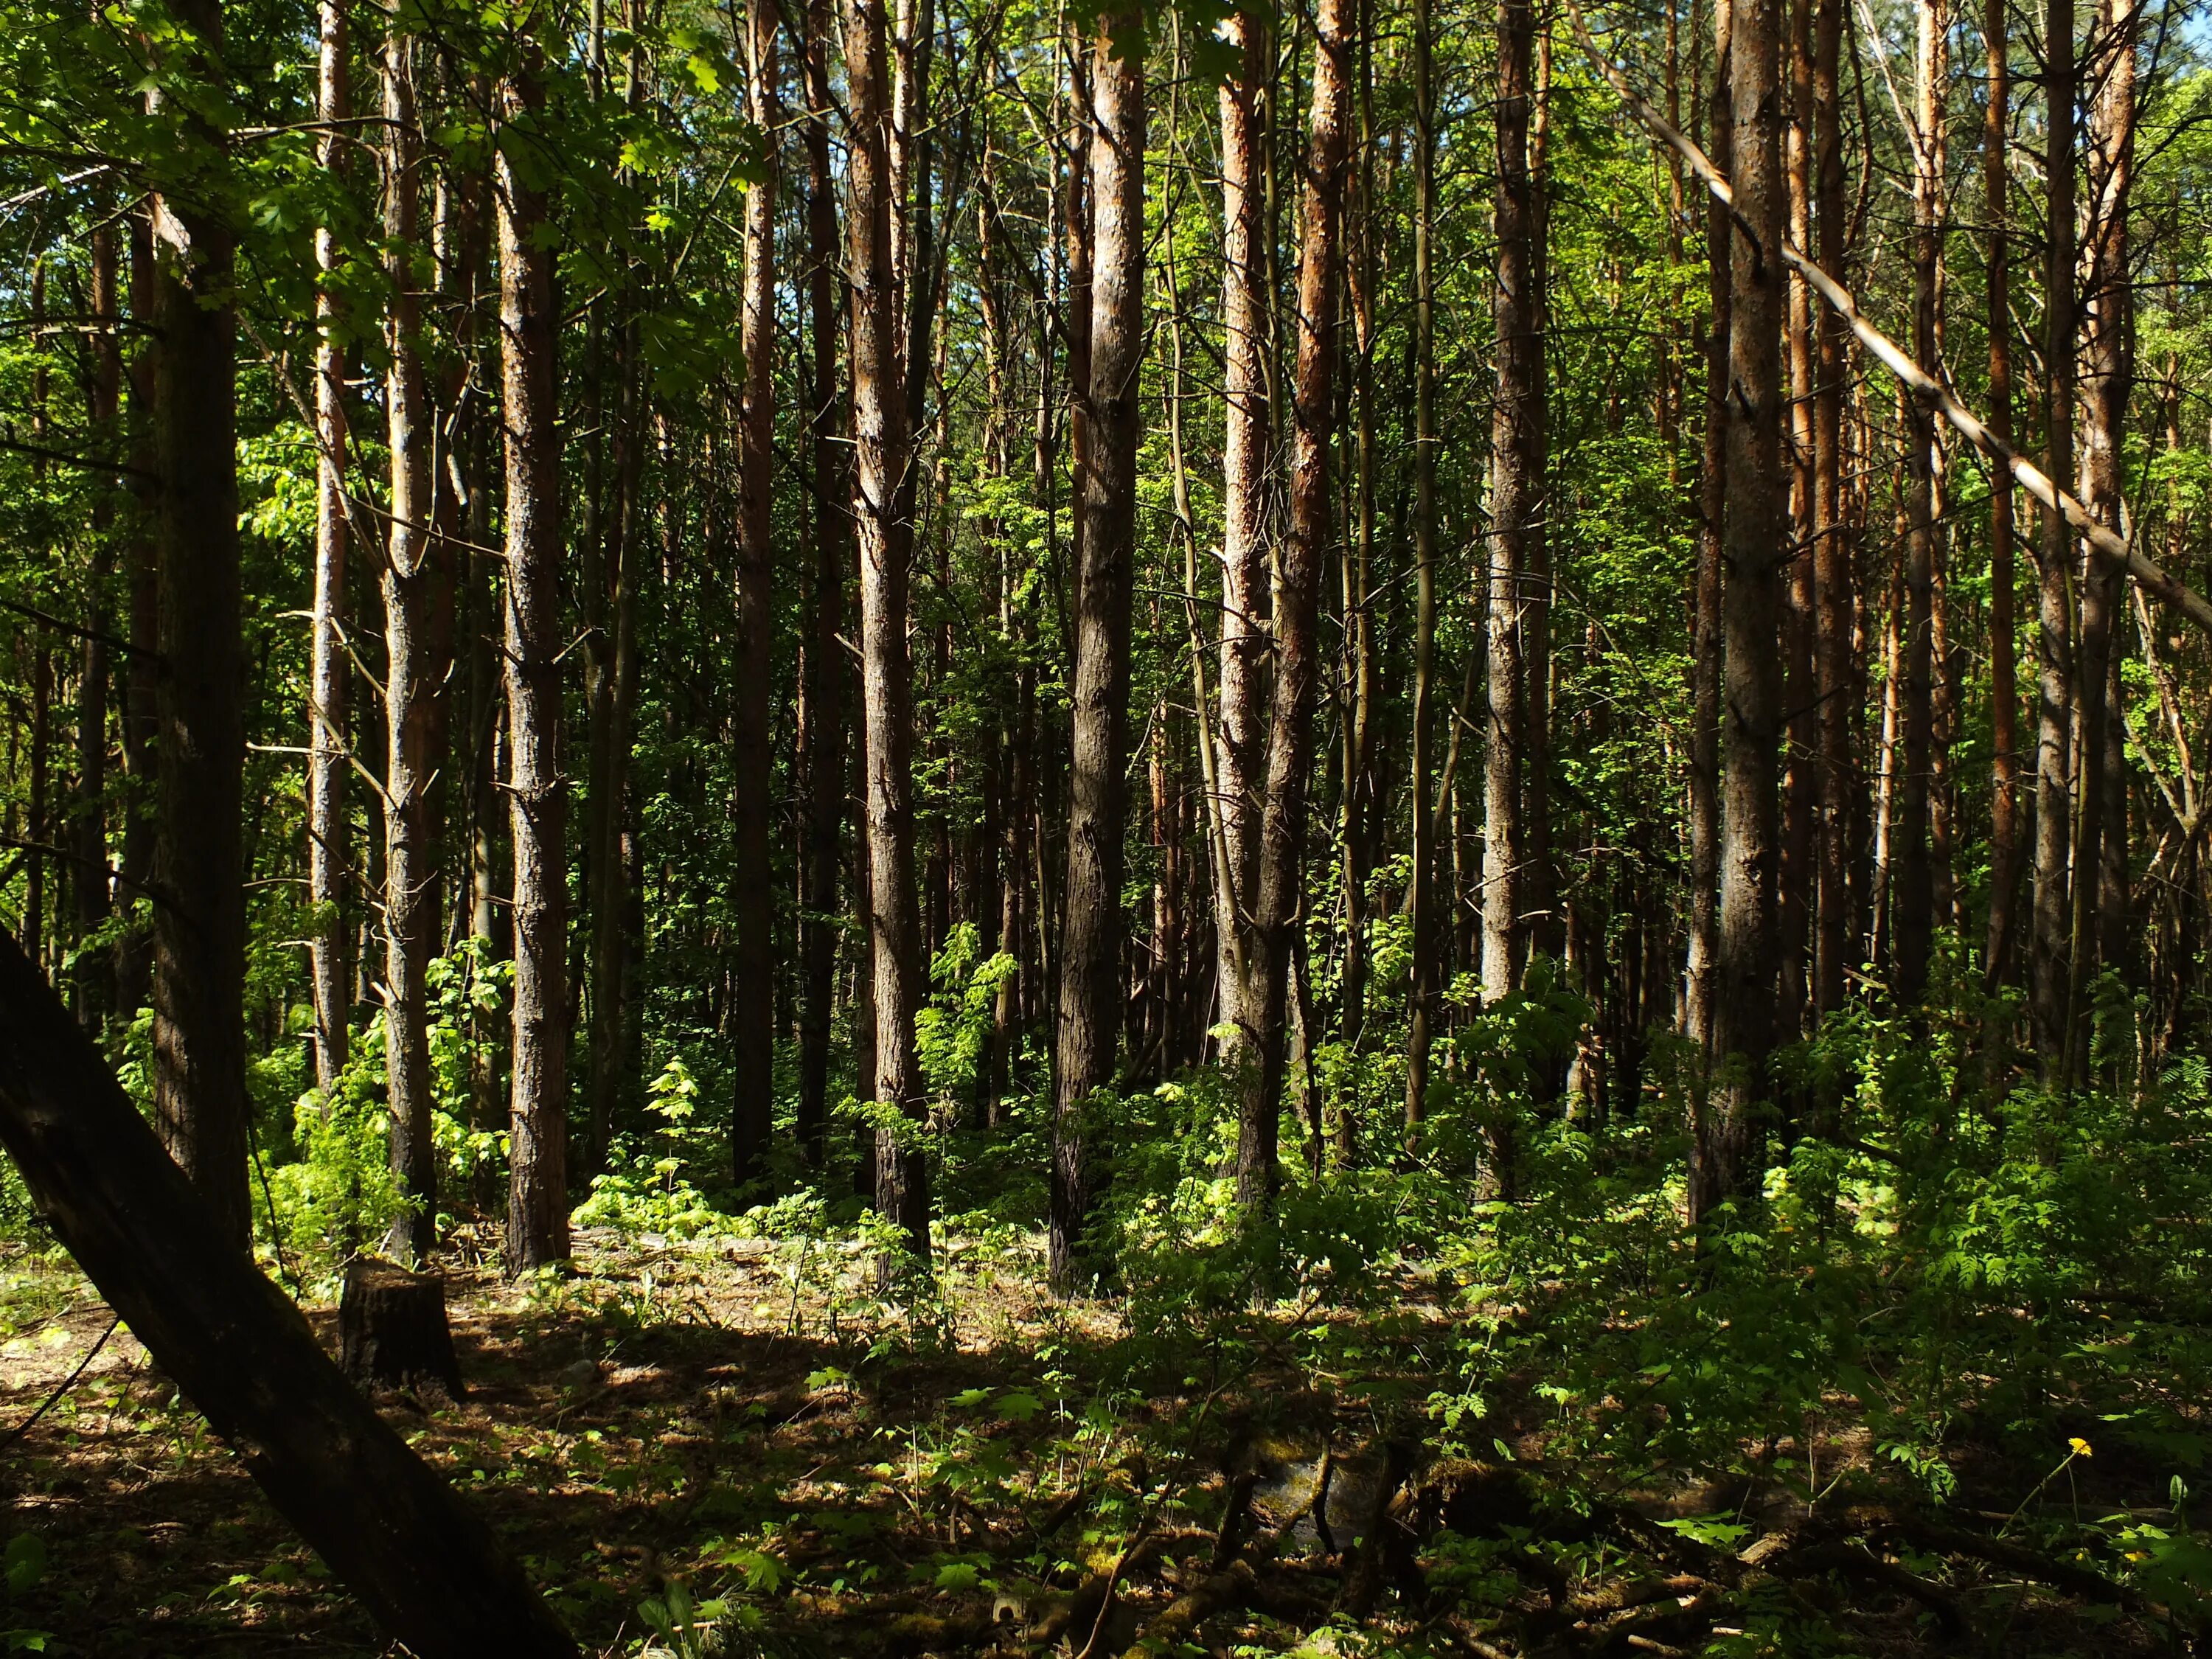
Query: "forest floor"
0 1226 2191 1658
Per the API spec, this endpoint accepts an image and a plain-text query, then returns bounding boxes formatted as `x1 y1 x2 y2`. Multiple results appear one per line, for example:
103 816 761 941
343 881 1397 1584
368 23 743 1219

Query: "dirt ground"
0 1230 2187 1658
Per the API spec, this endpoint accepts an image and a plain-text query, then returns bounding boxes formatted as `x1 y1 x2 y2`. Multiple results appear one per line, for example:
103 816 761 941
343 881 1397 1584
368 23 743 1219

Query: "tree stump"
340 1257 464 1398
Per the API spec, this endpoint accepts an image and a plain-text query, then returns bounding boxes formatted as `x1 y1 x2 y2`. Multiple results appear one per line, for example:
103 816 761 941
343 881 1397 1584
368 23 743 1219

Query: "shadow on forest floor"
0 1227 2190 1658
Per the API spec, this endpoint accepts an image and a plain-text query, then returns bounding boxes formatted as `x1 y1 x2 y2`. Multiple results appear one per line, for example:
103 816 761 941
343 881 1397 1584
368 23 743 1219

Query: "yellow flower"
2068 1437 2093 1458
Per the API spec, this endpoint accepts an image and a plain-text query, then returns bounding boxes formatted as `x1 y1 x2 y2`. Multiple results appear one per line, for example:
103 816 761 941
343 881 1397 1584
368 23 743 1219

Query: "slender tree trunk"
1051 17 1144 1293
1892 0 1944 1003
1405 0 1439 1138
380 29 438 1263
2078 0 2136 1016
149 0 249 1245
1237 0 1349 1212
497 22 569 1270
1685 5 1730 1054
1694 0 1784 1222
1983 0 2019 987
1338 0 1380 1071
75 223 121 1026
116 214 158 1020
797 0 846 1167
1811 0 1848 1018
1216 6 1271 1063
1483 0 1544 1008
731 0 781 1181
2030 0 2077 1074
310 0 352 1093
846 0 930 1267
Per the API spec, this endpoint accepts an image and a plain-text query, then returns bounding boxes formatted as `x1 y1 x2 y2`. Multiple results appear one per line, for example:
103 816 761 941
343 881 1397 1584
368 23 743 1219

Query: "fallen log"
0 930 576 1658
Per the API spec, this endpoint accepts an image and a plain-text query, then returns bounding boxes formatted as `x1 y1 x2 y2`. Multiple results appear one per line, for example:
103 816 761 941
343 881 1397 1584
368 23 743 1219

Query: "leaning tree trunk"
845 0 930 1269
0 931 577 1658
731 0 781 1182
1050 15 1145 1293
1694 0 1786 1222
1237 0 1349 1212
150 0 249 1246
496 20 569 1271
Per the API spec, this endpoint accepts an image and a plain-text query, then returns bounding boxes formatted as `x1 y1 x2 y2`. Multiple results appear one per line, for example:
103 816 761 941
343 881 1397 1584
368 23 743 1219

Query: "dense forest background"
4 0 2212 1645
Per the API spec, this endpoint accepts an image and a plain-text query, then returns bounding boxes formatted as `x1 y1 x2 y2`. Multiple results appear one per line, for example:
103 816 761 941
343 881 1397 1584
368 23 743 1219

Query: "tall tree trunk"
1236 0 1349 1212
2030 0 2077 1074
1892 0 1944 1003
1685 4 1730 1054
1983 0 2019 987
1694 0 1784 1222
381 28 438 1263
309 0 352 1093
1810 0 1849 1018
1338 0 1380 1071
1404 0 1439 1138
845 0 930 1267
75 223 121 1026
2077 0 2136 1020
1051 16 1144 1293
1483 0 1545 1009
731 0 781 1180
149 0 249 1245
1216 4 1270 1064
797 0 846 1167
116 214 158 1020
497 21 570 1270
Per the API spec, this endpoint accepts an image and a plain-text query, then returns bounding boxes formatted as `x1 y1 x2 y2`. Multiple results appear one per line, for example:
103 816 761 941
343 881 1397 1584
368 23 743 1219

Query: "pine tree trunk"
796 0 846 1167
75 223 120 1026
1237 0 1349 1212
845 0 931 1268
116 214 158 1022
1982 0 2018 988
1483 0 1543 1010
1810 0 1850 1019
2030 0 2077 1075
381 29 438 1264
1403 0 1439 1139
1684 4 1730 1054
1216 7 1271 1063
1694 0 1785 1222
497 23 570 1271
309 0 352 1093
731 0 781 1181
1051 17 1144 1292
149 0 249 1245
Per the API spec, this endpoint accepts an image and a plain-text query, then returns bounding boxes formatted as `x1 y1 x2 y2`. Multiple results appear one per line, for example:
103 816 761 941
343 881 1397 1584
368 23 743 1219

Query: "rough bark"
381 29 438 1264
2030 0 2078 1073
1811 0 1849 1018
1216 6 1271 1062
1404 0 1439 1138
1696 0 1785 1220
845 0 931 1267
149 0 250 1245
74 223 120 1025
309 0 352 1093
731 0 781 1181
0 931 577 1658
1237 0 1349 1212
1051 17 1144 1292
1483 0 1544 1004
496 24 570 1270
796 0 846 1167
